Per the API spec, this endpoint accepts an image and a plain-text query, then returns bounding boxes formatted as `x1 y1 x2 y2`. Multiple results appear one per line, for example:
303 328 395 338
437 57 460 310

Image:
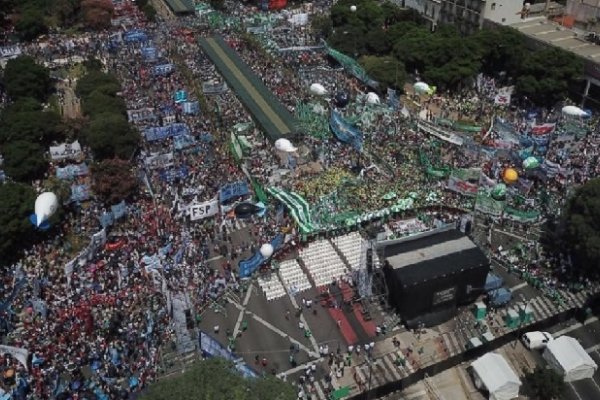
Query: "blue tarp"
199 331 257 379
239 234 284 278
484 273 503 292
144 123 190 142
219 181 249 203
56 163 89 180
153 63 174 76
330 111 363 151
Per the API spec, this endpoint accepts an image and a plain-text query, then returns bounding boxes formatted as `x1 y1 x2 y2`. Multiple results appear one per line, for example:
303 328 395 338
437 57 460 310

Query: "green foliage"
2 140 47 182
75 70 120 98
516 47 583 107
15 8 48 41
91 158 138 204
0 107 64 145
141 359 296 400
84 113 139 160
359 55 406 91
81 90 127 117
3 56 52 102
0 182 38 266
562 178 600 275
134 0 157 21
525 366 565 400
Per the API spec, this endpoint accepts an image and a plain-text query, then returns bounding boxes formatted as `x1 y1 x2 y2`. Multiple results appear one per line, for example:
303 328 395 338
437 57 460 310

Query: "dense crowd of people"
1 0 600 399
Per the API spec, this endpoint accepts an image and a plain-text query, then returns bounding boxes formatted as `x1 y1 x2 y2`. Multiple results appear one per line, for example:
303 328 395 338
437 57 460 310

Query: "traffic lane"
548 319 600 349
570 377 600 400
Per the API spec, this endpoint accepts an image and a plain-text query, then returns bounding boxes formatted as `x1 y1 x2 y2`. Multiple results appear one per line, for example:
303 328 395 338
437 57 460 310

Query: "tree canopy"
561 178 600 276
141 359 296 400
319 0 583 101
91 159 138 205
524 366 565 400
3 56 52 102
1 140 48 183
0 182 38 266
84 113 139 160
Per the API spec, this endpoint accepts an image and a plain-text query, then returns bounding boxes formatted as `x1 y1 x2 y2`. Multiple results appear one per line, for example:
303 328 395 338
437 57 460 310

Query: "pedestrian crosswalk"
221 219 248 234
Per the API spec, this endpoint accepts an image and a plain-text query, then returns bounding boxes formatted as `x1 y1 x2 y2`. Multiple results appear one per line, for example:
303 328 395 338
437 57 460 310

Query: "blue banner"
111 201 128 220
153 63 174 76
124 30 148 43
99 212 114 228
182 101 200 115
141 46 158 62
219 181 249 203
173 134 197 150
56 163 89 180
144 123 190 142
239 233 284 278
387 88 400 110
158 166 188 183
330 111 363 151
173 90 188 104
70 184 90 202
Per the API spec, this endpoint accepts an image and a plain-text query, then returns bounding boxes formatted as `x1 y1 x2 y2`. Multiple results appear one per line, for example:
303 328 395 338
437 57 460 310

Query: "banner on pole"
219 181 249 203
190 199 219 221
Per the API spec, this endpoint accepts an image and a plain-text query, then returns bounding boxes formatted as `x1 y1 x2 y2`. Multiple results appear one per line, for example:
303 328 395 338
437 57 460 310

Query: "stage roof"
384 229 488 285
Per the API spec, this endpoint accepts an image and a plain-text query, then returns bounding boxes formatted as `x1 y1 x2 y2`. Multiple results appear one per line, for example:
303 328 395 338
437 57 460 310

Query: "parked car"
522 331 553 350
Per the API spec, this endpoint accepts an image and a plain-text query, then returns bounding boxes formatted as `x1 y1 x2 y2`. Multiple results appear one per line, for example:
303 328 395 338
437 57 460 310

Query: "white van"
521 331 553 350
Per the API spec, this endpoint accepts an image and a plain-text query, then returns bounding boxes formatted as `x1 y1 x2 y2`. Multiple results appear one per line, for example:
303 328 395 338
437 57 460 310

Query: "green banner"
325 44 378 88
475 191 505 216
503 207 540 223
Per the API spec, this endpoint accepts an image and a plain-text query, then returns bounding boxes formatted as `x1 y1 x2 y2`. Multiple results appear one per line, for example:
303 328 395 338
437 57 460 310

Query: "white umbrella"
414 81 431 94
561 105 587 117
366 92 380 104
310 83 327 96
275 138 297 153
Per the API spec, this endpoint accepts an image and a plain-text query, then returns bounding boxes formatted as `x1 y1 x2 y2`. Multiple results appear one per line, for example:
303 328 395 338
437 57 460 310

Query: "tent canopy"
471 353 521 400
543 336 598 382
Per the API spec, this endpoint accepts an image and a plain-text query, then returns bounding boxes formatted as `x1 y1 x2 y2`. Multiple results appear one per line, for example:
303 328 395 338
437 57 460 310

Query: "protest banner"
49 141 82 161
190 199 219 221
219 181 249 203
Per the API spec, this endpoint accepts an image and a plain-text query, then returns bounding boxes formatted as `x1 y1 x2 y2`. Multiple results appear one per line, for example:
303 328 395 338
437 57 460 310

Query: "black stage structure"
379 227 489 328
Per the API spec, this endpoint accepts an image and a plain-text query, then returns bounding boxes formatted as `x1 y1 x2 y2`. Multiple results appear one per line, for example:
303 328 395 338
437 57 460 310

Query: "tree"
561 178 600 276
359 55 406 91
81 90 127 117
0 182 38 266
81 0 114 30
141 358 296 400
75 70 120 98
472 26 526 76
2 140 48 182
516 47 583 108
84 113 139 160
3 56 52 102
14 8 48 41
91 158 138 204
524 366 565 400
0 108 64 145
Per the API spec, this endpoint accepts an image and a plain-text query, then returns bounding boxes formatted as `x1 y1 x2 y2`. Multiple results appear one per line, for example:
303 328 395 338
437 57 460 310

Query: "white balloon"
366 92 380 104
275 138 297 153
561 105 587 117
310 83 327 96
414 81 431 94
350 5 357 11
34 192 58 227
260 243 274 258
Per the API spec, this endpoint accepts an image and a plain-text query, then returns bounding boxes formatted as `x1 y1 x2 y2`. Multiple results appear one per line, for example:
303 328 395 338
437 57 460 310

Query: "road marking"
554 317 599 337
228 300 319 358
233 284 253 337
276 357 325 378
569 382 584 400
510 282 528 291
284 283 320 354
586 343 600 353
204 38 291 136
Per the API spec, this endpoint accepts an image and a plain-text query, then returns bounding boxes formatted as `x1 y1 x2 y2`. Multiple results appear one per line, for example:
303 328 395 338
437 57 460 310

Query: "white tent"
543 336 598 382
471 353 521 400
561 105 587 117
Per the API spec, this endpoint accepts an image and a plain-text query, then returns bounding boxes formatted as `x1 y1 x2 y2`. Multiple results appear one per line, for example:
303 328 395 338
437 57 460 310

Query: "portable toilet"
519 302 534 324
482 331 495 343
505 308 520 328
467 337 483 349
474 302 487 320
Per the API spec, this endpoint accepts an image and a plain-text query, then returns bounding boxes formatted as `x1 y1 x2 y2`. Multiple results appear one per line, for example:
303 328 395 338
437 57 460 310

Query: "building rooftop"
511 17 600 61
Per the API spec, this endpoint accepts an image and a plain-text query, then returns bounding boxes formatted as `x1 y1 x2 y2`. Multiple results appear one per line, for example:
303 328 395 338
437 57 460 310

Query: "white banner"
144 152 174 169
49 140 82 161
190 199 219 221
0 345 29 370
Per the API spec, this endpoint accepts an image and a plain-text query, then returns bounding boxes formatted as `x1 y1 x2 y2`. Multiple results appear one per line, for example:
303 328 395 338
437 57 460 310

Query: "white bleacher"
331 232 363 270
278 259 312 294
299 240 348 287
257 273 286 301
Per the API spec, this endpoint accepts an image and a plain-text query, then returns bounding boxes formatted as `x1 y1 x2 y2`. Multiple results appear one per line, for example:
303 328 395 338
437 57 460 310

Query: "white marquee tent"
471 353 521 400
543 336 598 382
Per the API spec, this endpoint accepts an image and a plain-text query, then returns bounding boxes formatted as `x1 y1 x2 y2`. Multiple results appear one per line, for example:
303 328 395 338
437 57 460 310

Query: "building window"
491 2 496 10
